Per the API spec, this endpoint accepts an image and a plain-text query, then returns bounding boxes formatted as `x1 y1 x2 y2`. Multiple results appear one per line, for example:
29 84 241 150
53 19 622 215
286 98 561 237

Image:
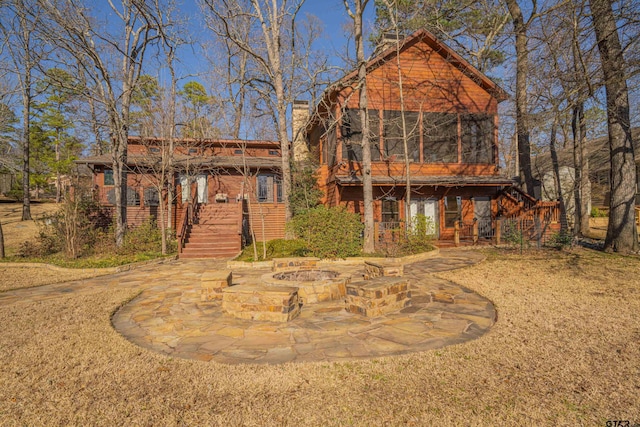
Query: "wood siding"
247 202 286 242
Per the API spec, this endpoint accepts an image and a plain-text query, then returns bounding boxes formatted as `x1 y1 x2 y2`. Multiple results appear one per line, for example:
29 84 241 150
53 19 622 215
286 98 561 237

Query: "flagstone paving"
1 249 495 364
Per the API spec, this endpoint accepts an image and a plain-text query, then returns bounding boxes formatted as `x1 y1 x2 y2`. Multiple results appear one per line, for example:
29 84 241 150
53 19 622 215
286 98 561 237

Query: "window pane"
423 113 458 163
126 187 140 206
444 195 461 227
257 174 275 203
461 114 494 163
144 187 159 206
382 199 399 222
276 176 283 203
341 108 380 162
257 175 269 202
368 110 380 161
383 111 419 161
104 169 114 186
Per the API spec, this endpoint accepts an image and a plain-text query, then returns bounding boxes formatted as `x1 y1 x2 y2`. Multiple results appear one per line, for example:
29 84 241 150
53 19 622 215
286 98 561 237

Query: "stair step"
179 252 239 259
184 242 240 249
179 202 244 259
188 233 237 238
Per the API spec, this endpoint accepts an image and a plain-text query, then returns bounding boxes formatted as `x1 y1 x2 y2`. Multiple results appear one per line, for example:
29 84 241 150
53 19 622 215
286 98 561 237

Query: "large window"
106 187 140 206
444 195 461 227
341 108 380 161
381 198 399 223
144 188 159 207
383 110 420 162
423 113 458 163
461 114 494 163
257 174 282 203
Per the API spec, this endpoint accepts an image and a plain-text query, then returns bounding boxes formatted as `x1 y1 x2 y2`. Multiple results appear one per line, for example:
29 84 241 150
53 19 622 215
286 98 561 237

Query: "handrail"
177 189 198 254
177 203 190 254
237 181 244 236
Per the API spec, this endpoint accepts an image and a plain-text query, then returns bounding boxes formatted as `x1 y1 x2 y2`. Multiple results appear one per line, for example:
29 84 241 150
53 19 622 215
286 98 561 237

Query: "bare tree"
504 0 537 194
202 0 305 224
532 1 596 236
39 0 164 247
375 0 511 74
590 0 638 253
0 0 48 220
344 0 375 253
378 0 415 232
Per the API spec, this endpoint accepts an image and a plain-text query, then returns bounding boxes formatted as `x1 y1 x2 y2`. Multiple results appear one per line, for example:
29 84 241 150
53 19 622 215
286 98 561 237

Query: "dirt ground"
0 248 638 425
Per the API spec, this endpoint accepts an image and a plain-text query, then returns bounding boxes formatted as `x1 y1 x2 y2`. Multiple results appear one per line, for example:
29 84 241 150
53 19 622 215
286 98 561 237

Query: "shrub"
119 218 164 255
17 193 107 259
590 207 608 218
546 231 573 249
402 214 435 253
376 215 435 257
236 239 307 262
288 206 363 259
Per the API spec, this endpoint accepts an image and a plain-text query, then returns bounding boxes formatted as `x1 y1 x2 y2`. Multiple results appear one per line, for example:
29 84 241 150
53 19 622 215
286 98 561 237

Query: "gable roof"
331 28 508 102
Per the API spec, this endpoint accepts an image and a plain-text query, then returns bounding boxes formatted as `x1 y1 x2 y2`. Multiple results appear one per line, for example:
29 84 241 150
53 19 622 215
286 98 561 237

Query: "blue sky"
174 0 377 79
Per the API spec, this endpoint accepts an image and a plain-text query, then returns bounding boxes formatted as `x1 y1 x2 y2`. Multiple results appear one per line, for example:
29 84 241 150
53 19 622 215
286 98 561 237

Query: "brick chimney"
291 100 310 162
376 32 402 54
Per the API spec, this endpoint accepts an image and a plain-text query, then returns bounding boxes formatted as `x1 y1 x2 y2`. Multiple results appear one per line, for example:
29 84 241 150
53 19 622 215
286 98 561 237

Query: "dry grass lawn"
0 201 59 257
0 247 638 425
0 266 111 292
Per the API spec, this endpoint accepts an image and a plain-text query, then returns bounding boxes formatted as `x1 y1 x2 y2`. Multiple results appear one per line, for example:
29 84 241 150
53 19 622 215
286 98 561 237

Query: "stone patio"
110 249 495 364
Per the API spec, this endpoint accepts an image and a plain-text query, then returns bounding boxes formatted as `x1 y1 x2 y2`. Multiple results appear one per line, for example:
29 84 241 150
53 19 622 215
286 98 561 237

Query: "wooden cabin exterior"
77 136 286 257
306 29 558 244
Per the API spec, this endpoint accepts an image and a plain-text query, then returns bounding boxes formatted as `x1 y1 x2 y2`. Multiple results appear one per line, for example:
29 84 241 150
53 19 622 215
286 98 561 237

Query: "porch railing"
177 190 198 254
454 219 494 244
374 221 405 244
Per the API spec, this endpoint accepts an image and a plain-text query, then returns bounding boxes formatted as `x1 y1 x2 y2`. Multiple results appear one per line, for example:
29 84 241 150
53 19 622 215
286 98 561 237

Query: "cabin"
79 29 561 258
77 136 286 258
305 29 559 245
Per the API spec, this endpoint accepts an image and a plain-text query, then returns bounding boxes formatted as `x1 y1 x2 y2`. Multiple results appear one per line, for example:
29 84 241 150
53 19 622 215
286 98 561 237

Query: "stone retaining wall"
346 278 411 318
222 284 301 322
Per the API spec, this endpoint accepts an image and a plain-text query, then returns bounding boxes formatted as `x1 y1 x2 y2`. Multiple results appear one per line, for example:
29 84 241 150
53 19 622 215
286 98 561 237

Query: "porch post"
473 219 478 243
494 219 502 245
454 220 460 247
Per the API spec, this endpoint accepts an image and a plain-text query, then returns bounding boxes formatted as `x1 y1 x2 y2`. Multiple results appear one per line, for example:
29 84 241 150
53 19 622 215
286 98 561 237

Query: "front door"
179 174 190 203
409 198 439 237
196 174 208 203
474 196 492 238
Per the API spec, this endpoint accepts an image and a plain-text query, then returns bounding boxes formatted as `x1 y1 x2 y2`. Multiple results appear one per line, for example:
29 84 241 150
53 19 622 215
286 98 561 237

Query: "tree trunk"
21 64 32 220
572 103 590 236
590 0 638 252
111 122 128 247
350 0 375 253
55 131 61 203
505 0 535 196
572 104 584 235
550 120 569 233
0 220 5 258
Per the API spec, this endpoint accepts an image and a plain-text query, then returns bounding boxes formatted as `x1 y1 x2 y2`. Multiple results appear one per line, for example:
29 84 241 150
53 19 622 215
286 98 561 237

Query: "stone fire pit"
261 269 351 304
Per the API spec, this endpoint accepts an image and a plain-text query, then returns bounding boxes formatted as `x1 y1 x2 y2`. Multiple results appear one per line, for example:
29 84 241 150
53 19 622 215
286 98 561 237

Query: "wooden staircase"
179 202 243 259
497 186 562 243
